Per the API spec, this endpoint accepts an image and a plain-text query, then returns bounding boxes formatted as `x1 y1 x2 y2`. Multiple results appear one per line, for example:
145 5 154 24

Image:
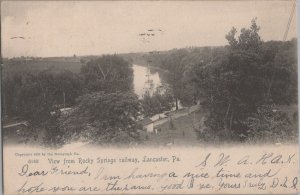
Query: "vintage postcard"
1 0 299 194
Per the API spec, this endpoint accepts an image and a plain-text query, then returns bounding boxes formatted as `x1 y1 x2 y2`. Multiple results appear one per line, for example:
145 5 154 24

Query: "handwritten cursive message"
3 145 299 194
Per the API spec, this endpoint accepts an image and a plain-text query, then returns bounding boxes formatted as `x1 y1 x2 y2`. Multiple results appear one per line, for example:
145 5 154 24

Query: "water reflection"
132 64 162 98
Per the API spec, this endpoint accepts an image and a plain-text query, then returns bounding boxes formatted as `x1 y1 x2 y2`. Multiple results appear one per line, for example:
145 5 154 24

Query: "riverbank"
132 63 168 74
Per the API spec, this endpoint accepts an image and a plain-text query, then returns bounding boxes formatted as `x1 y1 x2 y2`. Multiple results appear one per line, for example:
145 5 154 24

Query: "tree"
52 71 83 107
4 72 54 125
187 19 297 141
2 71 82 124
243 105 297 143
264 39 297 104
43 110 66 147
60 91 141 144
163 49 189 110
141 89 174 117
226 18 262 52
2 70 83 146
202 19 267 138
80 55 134 93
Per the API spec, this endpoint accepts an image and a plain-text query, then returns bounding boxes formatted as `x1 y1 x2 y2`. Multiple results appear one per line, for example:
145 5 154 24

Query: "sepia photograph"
1 1 299 194
2 0 298 148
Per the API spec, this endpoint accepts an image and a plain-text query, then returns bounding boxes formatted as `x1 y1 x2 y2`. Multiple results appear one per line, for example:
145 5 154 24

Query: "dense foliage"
192 20 297 141
2 70 82 125
80 55 134 93
3 55 138 146
129 19 297 142
59 91 140 144
243 105 297 143
141 90 174 117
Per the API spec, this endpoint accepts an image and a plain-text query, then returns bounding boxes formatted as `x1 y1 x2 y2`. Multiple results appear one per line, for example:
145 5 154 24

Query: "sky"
1 1 298 58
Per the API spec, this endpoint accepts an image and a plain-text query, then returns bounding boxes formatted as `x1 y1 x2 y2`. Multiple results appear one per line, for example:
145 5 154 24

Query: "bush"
43 111 67 147
141 90 174 117
59 91 141 145
243 105 298 143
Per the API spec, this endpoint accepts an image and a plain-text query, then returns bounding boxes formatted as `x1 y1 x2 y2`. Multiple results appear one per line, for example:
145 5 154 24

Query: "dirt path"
153 104 200 126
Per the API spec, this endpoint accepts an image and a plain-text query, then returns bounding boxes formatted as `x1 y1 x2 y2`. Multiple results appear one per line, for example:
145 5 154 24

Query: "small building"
137 117 154 133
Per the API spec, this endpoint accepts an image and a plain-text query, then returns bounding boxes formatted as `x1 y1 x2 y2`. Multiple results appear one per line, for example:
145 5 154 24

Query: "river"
132 64 162 98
